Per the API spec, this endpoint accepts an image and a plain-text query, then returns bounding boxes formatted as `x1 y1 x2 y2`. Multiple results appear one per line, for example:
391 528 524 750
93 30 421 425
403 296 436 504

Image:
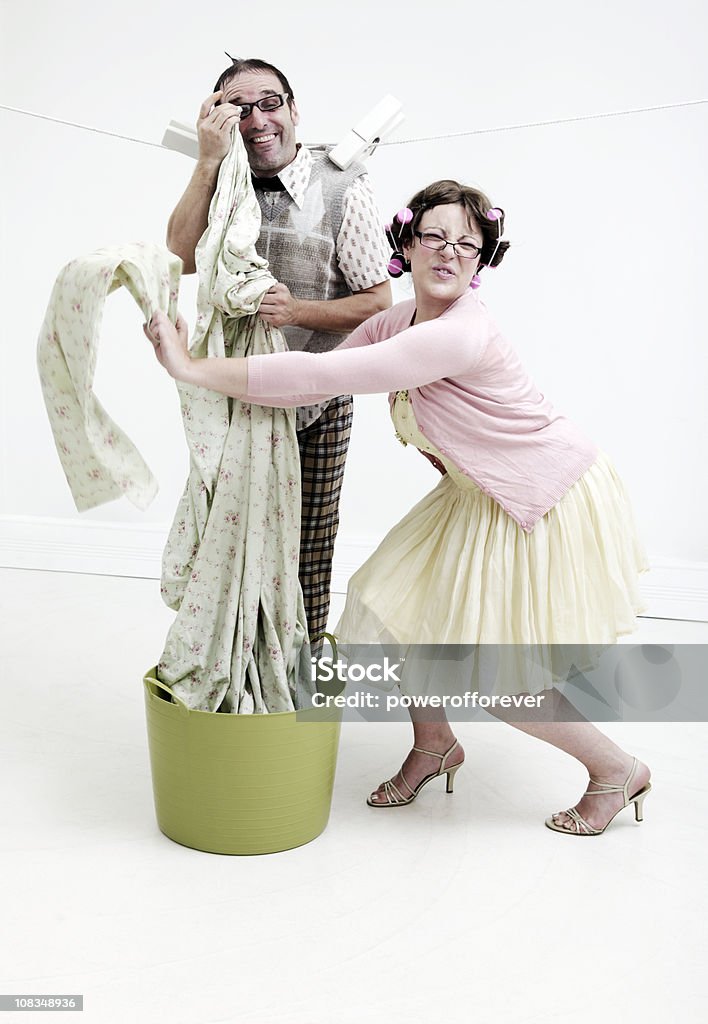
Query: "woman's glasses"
414 231 481 259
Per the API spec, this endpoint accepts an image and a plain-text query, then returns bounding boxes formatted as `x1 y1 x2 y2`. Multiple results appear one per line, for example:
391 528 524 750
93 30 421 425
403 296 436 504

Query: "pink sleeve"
239 316 378 408
245 307 488 402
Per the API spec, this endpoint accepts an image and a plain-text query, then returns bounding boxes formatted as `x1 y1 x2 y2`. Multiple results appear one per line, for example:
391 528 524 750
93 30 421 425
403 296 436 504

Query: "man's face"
221 70 299 176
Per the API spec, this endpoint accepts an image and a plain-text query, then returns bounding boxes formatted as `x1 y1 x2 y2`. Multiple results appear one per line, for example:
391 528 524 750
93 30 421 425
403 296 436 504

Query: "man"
167 56 391 643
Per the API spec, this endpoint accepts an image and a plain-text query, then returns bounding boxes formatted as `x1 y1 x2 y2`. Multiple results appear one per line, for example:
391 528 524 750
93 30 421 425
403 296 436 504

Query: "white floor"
1 567 707 1024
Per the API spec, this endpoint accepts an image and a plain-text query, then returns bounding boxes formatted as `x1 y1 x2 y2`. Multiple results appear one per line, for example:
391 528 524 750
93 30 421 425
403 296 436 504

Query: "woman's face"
404 203 483 315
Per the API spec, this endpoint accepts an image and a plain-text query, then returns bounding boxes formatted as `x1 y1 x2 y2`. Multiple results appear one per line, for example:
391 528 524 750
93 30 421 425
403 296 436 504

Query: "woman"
147 180 651 836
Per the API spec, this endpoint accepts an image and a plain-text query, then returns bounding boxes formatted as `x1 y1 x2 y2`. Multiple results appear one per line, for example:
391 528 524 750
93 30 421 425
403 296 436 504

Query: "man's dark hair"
214 56 295 110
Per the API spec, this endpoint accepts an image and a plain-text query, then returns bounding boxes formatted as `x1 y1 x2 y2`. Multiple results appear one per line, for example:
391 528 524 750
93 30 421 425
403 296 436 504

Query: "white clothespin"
161 94 405 168
327 94 404 169
162 119 200 160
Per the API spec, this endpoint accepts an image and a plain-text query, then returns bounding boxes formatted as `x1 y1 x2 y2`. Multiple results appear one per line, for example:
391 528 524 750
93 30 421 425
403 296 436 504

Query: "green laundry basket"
143 667 341 855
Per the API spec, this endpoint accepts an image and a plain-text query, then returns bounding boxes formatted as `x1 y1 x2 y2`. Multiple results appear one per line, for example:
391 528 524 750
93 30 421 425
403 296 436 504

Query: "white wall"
1 0 707 610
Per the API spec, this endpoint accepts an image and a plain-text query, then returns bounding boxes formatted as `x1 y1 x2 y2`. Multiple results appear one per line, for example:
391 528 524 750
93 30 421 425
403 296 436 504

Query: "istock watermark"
312 690 546 710
298 641 708 722
311 655 402 685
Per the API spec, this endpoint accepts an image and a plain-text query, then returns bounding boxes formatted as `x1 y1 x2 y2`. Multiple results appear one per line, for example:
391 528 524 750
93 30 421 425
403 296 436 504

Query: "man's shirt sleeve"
336 174 390 293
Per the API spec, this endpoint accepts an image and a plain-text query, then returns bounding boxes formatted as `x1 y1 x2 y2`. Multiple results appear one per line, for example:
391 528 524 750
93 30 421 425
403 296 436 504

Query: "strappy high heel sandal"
367 739 464 807
545 757 652 836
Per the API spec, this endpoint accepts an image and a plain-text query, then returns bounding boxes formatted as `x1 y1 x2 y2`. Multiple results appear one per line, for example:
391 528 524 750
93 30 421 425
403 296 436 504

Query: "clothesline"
378 98 708 144
1 97 706 153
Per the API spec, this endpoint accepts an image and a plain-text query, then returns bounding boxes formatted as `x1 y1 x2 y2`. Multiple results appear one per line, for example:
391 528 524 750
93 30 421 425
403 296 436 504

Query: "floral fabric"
37 129 310 714
37 243 181 511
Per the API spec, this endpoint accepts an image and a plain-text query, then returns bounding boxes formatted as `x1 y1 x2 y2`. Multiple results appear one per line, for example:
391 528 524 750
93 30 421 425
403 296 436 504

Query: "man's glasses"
414 231 482 259
221 93 290 120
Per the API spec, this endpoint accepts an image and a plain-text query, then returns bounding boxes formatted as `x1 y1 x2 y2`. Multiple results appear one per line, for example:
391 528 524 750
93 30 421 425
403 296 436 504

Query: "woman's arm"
144 310 380 405
246 312 487 399
146 302 487 400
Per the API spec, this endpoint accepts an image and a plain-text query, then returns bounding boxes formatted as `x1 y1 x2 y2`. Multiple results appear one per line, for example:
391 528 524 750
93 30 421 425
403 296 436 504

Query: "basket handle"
147 673 190 712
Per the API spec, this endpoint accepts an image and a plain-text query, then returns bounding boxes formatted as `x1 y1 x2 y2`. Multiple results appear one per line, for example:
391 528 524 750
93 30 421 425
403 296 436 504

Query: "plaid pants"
297 394 353 645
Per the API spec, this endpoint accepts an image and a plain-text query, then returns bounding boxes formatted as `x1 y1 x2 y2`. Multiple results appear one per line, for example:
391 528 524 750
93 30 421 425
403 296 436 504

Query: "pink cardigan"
246 289 598 531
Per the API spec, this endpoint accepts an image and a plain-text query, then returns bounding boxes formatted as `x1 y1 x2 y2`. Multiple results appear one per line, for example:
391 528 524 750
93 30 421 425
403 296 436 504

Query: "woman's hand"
144 313 249 396
144 311 191 381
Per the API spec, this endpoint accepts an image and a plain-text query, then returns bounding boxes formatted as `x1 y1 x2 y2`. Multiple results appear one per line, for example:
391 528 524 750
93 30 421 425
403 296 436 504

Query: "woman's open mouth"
432 265 455 280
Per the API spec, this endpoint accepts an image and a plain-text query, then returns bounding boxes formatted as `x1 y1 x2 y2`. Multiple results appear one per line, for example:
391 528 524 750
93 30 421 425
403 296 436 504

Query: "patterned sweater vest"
254 147 365 355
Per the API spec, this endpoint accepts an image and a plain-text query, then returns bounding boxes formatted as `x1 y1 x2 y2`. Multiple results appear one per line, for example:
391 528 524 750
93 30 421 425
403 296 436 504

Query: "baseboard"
1 516 707 622
0 515 168 579
635 556 708 623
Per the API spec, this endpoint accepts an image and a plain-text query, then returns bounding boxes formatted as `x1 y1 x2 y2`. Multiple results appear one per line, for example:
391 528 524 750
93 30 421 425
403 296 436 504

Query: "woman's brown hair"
388 179 510 270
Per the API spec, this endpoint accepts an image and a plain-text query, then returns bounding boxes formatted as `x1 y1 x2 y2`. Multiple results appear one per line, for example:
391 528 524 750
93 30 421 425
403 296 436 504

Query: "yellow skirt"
335 394 648 658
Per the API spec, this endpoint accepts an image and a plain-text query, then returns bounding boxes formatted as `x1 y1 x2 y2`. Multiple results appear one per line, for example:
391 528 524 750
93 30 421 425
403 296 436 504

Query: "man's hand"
196 90 242 166
259 283 302 328
166 92 239 272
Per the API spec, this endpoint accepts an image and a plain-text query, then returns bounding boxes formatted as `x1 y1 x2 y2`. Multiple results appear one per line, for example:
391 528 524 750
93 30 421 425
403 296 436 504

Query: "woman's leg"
368 691 651 829
499 689 651 830
368 708 465 805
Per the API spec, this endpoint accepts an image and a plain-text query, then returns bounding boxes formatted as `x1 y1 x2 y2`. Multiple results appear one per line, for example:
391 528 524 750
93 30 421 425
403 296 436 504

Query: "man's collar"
252 145 312 209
